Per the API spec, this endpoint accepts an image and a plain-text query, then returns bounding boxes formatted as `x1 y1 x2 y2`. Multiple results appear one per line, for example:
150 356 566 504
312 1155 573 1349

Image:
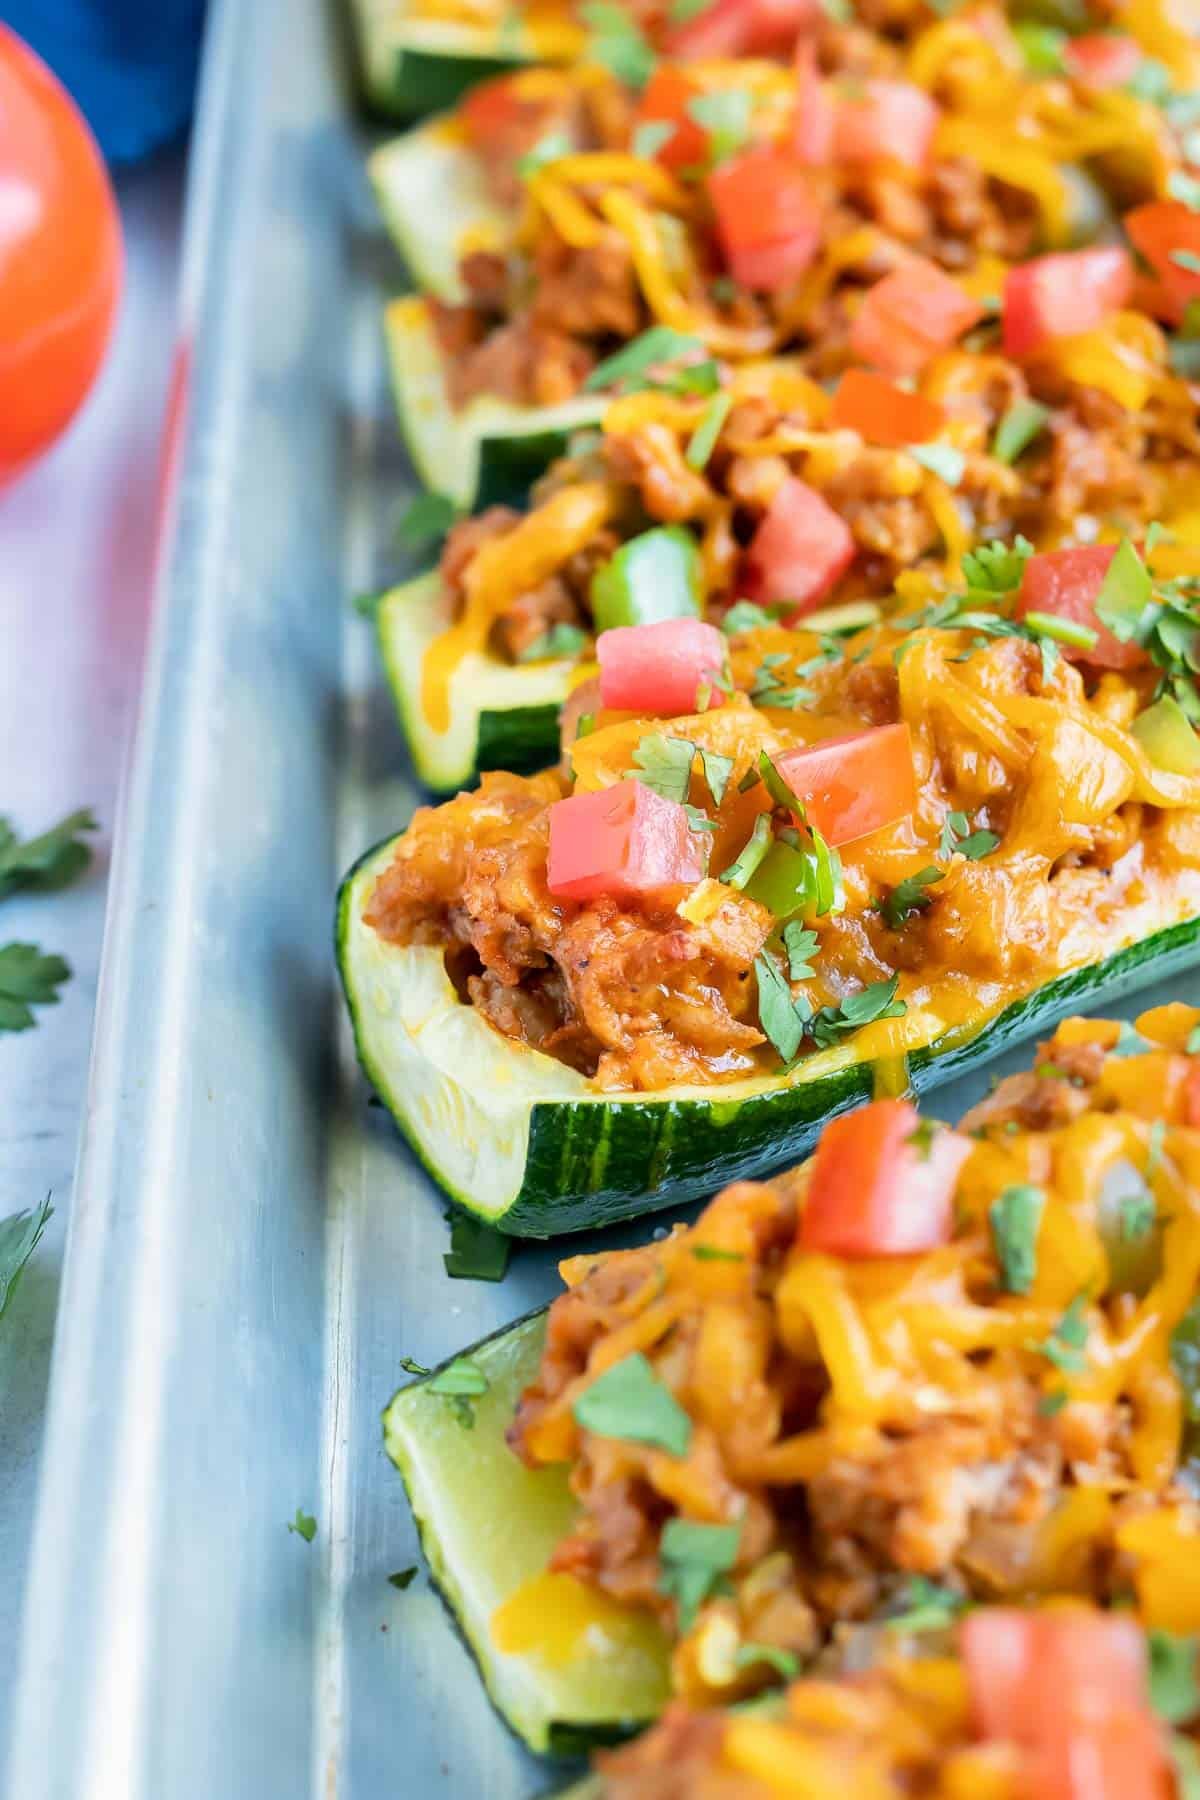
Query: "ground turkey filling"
503 1023 1200 1706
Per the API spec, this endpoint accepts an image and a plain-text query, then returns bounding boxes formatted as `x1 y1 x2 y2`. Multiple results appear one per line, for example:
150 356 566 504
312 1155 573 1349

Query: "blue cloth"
2 1 207 164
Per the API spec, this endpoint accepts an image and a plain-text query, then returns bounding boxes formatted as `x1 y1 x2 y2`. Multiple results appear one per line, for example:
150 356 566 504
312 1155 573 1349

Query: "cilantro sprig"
0 809 97 900
658 1518 741 1630
875 866 942 929
0 945 72 1034
573 1352 692 1456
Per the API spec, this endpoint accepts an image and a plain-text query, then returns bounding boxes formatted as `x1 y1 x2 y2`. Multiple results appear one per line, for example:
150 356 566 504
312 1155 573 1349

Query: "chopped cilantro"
875 866 942 929
1149 1632 1200 1725
630 734 697 805
685 390 733 470
516 130 573 177
428 1356 489 1427
807 975 905 1050
632 119 674 160
697 746 734 806
1034 1294 1089 1373
658 1518 741 1630
782 922 819 981
991 399 1050 465
938 811 1000 860
885 1576 966 1634
580 0 655 86
517 622 587 662
722 600 777 635
0 1194 53 1321
0 809 97 900
573 1352 692 1456
990 1184 1044 1294
960 537 1034 600
287 1509 317 1543
755 950 810 1064
687 89 753 164
1120 1186 1157 1242
0 944 72 1034
396 491 459 553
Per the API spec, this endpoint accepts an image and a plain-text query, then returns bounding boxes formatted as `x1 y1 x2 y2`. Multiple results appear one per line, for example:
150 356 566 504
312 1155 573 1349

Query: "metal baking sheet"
6 2 1197 1796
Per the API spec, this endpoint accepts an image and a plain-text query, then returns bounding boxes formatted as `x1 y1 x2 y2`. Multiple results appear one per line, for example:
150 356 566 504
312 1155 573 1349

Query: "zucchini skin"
368 48 527 121
338 835 1200 1237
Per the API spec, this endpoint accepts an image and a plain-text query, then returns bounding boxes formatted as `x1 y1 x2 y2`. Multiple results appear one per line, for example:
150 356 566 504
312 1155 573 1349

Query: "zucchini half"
382 1312 671 1756
377 573 576 790
371 121 607 506
351 0 582 121
338 836 1200 1237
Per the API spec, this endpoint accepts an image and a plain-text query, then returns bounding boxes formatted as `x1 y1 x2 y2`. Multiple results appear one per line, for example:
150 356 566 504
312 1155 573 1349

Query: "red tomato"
1001 246 1133 358
833 79 939 171
793 41 835 165
668 0 820 59
597 617 727 716
828 369 946 447
850 257 985 378
708 148 824 291
1126 201 1200 317
742 477 857 614
634 67 709 172
800 1098 971 1256
462 73 528 144
773 723 916 845
1015 544 1147 671
1063 33 1143 87
962 1609 1170 1800
0 25 122 483
546 782 706 901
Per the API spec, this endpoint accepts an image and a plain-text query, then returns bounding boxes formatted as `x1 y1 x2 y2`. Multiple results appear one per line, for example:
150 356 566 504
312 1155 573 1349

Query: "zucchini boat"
342 541 1200 1234
350 0 582 121
376 572 577 788
367 33 1195 505
385 1008 1200 1754
382 1311 670 1757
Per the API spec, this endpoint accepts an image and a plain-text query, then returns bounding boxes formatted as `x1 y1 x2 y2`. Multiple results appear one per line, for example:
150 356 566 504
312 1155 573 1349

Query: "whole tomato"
0 25 122 484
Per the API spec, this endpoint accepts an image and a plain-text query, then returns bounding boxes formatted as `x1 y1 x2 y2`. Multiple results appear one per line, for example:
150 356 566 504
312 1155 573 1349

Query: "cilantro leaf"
686 89 753 164
782 922 819 981
0 1194 53 1321
938 810 999 860
0 944 71 1033
755 950 809 1063
0 809 97 901
1172 1300 1200 1423
573 1352 692 1455
658 1518 741 1630
1093 538 1155 644
632 119 674 159
1035 1294 1089 1372
580 0 656 86
630 734 697 805
396 491 459 553
516 130 573 177
808 974 905 1049
875 866 942 929
990 1184 1044 1294
428 1355 489 1427
991 399 1050 466
698 746 734 807
685 390 733 471
960 537 1034 599
516 623 588 663
885 1576 966 1634
443 1212 512 1282
1151 1632 1200 1726
287 1509 317 1543
722 600 777 635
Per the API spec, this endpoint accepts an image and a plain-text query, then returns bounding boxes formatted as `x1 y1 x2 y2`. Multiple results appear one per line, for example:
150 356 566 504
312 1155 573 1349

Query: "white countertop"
0 150 184 1749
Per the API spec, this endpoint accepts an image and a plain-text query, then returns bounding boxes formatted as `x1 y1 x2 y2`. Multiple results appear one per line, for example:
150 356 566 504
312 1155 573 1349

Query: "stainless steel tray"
6 2 1196 1796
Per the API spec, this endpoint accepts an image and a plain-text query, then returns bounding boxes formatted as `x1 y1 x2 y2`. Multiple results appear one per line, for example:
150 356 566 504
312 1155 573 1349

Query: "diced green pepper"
745 842 815 919
1133 695 1200 776
590 527 704 634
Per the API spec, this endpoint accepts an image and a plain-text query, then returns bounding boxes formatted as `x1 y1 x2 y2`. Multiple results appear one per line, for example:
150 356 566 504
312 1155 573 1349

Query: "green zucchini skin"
370 47 526 120
383 1312 670 1756
338 832 1200 1237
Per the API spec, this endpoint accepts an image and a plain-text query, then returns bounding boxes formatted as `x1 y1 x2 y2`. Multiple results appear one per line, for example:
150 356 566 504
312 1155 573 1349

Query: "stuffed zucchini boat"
370 7 1198 503
377 303 1200 794
573 1604 1195 1797
342 534 1200 1233
384 1008 1200 1752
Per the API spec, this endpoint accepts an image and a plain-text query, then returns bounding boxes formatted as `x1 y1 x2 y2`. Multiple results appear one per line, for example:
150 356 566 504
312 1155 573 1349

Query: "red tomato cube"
1015 544 1146 671
546 782 706 901
597 617 727 716
793 41 835 165
708 148 824 292
1063 32 1142 87
833 79 939 171
742 477 857 615
962 1609 1170 1800
829 369 946 447
850 257 986 377
772 723 916 845
800 1098 971 1256
1001 246 1133 358
668 0 820 58
634 67 708 172
1126 201 1200 317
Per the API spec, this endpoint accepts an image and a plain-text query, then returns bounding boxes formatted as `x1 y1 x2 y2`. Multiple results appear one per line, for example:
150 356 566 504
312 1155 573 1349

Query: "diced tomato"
1015 545 1147 672
634 66 708 173
829 369 946 448
850 257 986 378
461 73 528 146
800 1099 970 1257
546 781 706 901
668 0 820 60
742 477 856 615
1126 201 1200 317
1001 247 1133 358
1063 32 1142 88
597 617 727 716
793 41 834 166
962 1609 1171 1800
833 79 939 172
772 723 916 845
708 148 824 292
